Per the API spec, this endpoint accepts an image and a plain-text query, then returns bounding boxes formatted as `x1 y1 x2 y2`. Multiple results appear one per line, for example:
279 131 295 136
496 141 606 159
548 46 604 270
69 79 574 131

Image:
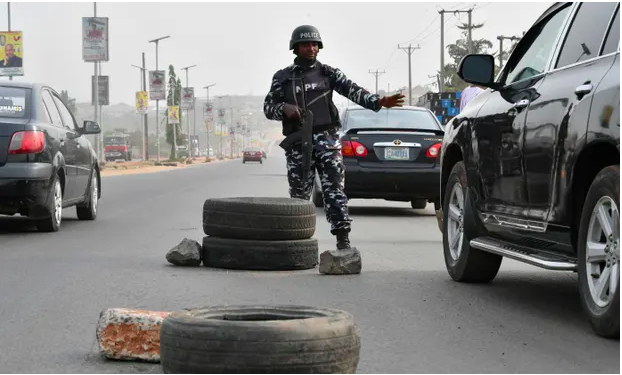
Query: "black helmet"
289 25 323 50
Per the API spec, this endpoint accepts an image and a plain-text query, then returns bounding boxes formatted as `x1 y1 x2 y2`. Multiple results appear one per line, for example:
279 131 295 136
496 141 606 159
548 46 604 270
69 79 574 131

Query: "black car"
438 2 619 338
0 82 102 232
312 105 443 209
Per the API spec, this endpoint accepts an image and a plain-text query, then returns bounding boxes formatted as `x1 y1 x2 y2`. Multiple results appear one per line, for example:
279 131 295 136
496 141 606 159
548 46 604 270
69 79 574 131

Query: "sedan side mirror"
79 120 101 135
457 54 501 90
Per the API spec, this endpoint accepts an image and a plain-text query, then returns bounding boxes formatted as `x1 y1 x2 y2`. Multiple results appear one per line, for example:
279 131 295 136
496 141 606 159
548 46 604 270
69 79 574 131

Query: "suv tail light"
8 131 45 155
342 140 368 157
426 143 441 159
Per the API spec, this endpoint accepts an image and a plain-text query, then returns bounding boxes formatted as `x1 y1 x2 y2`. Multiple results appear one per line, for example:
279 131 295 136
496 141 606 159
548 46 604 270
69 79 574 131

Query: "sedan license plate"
384 147 409 161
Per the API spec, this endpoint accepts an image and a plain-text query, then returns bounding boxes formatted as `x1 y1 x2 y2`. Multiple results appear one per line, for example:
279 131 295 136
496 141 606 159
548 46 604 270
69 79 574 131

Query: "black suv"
437 2 620 338
0 82 102 232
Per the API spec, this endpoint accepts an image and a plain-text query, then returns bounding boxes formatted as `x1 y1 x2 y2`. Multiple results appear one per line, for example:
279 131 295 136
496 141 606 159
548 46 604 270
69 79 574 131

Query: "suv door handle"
513 99 530 109
575 83 593 96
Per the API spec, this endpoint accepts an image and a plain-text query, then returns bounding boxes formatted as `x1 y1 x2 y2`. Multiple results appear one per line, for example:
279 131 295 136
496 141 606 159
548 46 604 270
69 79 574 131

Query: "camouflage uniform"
263 59 382 235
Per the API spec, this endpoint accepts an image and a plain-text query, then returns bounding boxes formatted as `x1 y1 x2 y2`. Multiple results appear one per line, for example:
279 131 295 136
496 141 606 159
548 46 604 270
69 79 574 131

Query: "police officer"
263 25 405 250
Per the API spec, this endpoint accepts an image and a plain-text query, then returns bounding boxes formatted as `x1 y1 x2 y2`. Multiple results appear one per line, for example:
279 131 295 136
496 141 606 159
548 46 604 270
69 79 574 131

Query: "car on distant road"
0 82 102 232
242 147 263 164
437 1 620 338
311 105 444 210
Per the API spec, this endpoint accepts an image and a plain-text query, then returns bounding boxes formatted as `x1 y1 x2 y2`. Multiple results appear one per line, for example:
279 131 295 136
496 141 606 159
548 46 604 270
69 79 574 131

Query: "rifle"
299 109 314 188
278 109 314 188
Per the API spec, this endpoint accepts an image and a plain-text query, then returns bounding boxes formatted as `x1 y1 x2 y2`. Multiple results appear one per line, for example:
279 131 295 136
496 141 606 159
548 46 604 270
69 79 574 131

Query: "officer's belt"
279 123 336 150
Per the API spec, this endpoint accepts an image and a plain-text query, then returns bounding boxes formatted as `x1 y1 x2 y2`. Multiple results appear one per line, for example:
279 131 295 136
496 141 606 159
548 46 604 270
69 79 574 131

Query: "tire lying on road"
203 197 316 241
160 305 361 374
202 236 318 270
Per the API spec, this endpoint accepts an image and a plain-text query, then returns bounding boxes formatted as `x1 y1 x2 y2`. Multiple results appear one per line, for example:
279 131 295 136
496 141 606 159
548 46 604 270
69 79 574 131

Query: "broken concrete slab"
96 308 171 362
319 247 362 275
166 238 202 266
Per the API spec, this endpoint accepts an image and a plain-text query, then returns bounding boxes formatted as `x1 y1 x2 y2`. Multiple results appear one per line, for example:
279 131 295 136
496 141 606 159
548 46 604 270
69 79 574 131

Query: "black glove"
283 104 302 120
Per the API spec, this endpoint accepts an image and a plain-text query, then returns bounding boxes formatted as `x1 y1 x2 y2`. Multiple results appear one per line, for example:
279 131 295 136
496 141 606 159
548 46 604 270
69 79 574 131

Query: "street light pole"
180 64 196 157
131 61 148 160
148 35 170 163
203 83 216 157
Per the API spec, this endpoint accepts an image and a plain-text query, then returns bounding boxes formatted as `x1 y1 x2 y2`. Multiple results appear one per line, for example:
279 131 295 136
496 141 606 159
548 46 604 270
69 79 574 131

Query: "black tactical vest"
278 63 341 136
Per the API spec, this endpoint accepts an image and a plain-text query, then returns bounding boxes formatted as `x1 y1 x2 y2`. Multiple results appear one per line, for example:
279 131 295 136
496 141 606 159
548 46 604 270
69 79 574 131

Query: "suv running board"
470 237 577 271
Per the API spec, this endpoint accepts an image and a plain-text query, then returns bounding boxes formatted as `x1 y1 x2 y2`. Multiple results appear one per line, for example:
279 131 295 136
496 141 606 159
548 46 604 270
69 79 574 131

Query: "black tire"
202 236 318 270
36 173 63 233
411 199 427 209
577 165 620 339
160 305 361 374
442 161 502 283
203 197 316 240
76 170 99 221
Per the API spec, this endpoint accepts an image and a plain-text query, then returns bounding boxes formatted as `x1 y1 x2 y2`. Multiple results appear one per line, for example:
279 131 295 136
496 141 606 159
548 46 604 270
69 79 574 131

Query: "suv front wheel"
442 161 502 283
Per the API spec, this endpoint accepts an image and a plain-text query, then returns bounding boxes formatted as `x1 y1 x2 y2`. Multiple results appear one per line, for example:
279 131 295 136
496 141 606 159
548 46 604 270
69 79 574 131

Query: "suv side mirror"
79 120 101 135
457 54 501 90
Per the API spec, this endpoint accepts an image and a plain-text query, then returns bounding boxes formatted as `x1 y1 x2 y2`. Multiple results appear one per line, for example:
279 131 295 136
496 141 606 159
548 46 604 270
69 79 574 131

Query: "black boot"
335 229 351 250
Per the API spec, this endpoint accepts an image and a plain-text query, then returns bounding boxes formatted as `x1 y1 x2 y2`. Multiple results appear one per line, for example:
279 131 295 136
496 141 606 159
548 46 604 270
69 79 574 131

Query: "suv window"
555 2 619 68
602 6 620 55
41 89 63 128
51 93 76 130
503 4 571 85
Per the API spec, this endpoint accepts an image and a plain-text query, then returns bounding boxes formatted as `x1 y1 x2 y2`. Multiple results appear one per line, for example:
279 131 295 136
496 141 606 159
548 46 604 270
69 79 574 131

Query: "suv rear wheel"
577 165 620 338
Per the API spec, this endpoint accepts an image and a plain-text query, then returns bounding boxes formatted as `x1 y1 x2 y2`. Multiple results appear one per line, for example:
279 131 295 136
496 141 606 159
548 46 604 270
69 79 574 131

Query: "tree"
163 64 184 159
59 90 77 114
440 22 494 92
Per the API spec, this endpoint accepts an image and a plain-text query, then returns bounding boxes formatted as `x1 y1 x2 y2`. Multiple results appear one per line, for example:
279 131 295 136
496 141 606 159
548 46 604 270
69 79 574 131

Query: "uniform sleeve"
326 65 382 112
263 72 286 121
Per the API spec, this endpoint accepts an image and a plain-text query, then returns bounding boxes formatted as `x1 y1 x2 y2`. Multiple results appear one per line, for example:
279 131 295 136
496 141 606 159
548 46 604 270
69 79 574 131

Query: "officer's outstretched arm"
263 72 286 121
327 66 382 112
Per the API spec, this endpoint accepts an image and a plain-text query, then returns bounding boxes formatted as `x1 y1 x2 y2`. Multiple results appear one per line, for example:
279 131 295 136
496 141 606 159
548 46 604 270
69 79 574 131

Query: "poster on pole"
135 91 148 114
203 102 213 119
149 70 166 100
204 118 213 132
181 87 194 110
82 17 109 62
91 75 109 106
0 31 23 77
218 108 225 118
168 105 180 124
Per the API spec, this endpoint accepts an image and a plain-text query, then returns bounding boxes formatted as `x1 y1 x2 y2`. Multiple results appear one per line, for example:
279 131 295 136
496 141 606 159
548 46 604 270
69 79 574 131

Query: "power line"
438 7 474 92
368 69 386 94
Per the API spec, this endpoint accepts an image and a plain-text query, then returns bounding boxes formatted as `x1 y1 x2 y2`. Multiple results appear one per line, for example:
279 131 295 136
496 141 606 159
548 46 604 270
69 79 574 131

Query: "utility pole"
148 35 170 163
131 58 149 160
204 84 216 156
7 2 11 82
93 2 100 159
428 74 440 91
497 35 521 68
180 64 196 157
216 95 226 159
141 52 148 160
397 43 420 105
229 96 234 159
438 8 474 92
368 69 386 94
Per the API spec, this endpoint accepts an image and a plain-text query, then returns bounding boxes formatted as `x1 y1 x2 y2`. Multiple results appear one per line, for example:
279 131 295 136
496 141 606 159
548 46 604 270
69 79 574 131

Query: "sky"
2 0 552 106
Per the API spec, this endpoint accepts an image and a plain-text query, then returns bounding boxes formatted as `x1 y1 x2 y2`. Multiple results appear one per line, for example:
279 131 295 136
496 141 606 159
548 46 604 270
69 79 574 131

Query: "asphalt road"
0 143 619 373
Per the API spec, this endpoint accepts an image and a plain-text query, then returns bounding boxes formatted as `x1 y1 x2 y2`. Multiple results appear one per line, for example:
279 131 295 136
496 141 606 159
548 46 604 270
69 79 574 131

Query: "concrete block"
96 308 171 362
319 247 362 275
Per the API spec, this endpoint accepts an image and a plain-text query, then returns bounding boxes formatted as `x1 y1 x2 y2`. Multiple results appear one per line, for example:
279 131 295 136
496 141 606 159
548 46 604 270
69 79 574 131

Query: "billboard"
0 31 23 77
82 17 109 62
91 75 109 106
181 87 194 110
149 70 166 100
168 105 180 124
135 91 148 114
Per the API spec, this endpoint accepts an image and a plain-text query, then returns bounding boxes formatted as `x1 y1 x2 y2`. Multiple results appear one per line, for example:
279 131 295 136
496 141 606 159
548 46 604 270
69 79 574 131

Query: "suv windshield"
104 137 127 145
0 86 30 119
345 108 440 131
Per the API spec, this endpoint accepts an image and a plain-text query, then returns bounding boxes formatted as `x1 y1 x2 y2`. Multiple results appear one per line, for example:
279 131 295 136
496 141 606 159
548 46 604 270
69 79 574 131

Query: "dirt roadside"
100 158 233 177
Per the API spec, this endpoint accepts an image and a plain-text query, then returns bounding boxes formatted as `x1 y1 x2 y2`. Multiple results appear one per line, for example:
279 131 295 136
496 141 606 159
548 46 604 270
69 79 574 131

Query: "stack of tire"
201 197 319 270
